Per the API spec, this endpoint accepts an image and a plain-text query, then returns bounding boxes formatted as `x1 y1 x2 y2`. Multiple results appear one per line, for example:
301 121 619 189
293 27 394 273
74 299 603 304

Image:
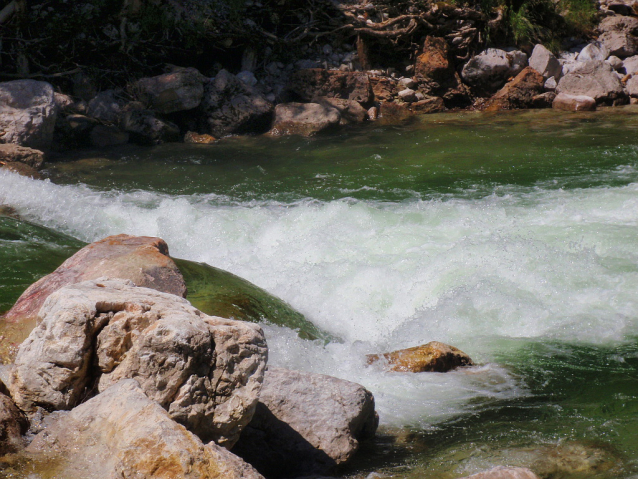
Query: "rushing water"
2 108 638 478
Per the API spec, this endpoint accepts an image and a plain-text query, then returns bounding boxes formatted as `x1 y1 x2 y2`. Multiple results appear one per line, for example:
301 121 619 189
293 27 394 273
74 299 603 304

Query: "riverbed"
2 107 638 478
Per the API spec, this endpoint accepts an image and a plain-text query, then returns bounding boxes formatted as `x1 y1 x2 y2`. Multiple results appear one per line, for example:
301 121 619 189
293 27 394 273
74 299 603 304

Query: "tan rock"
459 466 540 479
370 76 398 102
316 97 367 124
0 162 43 179
415 36 455 81
484 67 545 111
8 279 267 448
552 93 597 111
26 379 264 479
0 392 28 454
555 60 626 104
288 69 372 103
0 144 45 169
366 341 473 373
270 102 341 136
411 96 446 114
185 131 217 144
2 234 187 325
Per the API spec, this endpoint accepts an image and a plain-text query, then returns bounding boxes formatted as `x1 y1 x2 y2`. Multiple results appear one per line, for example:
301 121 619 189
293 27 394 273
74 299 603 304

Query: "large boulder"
0 80 58 150
459 466 541 479
26 379 264 479
555 60 626 103
200 70 274 137
87 89 127 123
366 341 473 373
7 278 268 448
529 44 562 80
577 42 610 62
133 67 206 114
0 392 28 454
0 144 45 169
552 93 597 111
370 76 398 102
269 102 341 136
233 367 378 478
3 234 187 325
483 67 545 111
598 15 638 58
625 74 638 96
461 49 528 92
622 54 638 73
317 97 368 124
288 69 372 103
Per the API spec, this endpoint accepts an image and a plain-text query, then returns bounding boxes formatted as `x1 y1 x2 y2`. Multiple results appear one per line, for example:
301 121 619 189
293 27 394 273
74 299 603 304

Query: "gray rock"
233 367 378 478
544 76 558 91
577 42 610 62
606 55 624 70
552 92 597 111
622 54 638 73
598 15 638 58
459 466 541 479
8 278 267 448
316 97 368 124
122 110 180 145
87 90 127 123
237 70 258 87
27 379 264 479
461 48 528 91
625 74 638 95
398 77 417 89
556 60 626 103
529 44 562 79
270 102 340 136
0 80 58 150
200 70 274 137
398 88 417 102
133 68 206 114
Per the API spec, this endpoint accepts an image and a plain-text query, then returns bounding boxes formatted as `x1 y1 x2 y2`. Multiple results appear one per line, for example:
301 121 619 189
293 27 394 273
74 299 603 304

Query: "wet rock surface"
367 341 473 373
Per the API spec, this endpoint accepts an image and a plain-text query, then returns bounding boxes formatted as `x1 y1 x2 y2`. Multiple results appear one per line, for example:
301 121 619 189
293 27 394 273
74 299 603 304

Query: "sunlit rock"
269 102 341 137
366 341 473 373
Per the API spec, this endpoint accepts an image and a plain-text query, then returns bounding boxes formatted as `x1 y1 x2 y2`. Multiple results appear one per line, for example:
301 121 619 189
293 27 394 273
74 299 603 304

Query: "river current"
1 108 638 477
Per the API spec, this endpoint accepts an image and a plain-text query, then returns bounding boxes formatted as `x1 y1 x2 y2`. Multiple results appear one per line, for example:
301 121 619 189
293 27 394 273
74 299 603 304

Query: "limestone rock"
0 80 58 150
366 341 473 373
529 44 562 80
87 90 127 123
133 68 206 114
89 124 129 148
459 466 541 479
8 278 267 448
200 70 273 137
233 367 378 478
0 392 28 454
598 15 638 58
461 49 528 92
625 74 638 96
555 60 626 103
0 144 45 169
26 379 264 479
316 97 368 124
606 55 624 70
577 42 610 62
484 67 545 111
122 110 181 145
270 102 340 136
2 234 186 325
622 54 638 73
288 69 372 103
552 93 597 111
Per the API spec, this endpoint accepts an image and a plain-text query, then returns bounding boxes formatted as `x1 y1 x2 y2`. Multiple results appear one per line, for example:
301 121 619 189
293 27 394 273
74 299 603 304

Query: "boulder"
529 44 562 80
133 68 206 114
0 144 45 169
200 70 274 137
0 392 28 454
87 89 127 123
606 55 624 70
622 54 638 73
54 113 99 148
410 96 446 114
461 49 528 92
577 42 610 62
370 76 398 102
8 278 267 448
184 131 217 144
0 80 58 150
459 466 541 479
89 124 129 148
2 234 187 325
552 93 597 111
288 69 372 103
531 92 557 108
0 161 43 179
366 341 473 373
233 367 378 478
398 88 417 102
122 109 181 145
598 15 638 57
316 97 368 124
555 60 626 103
625 74 638 96
484 67 545 110
269 102 341 136
378 101 413 122
26 379 264 479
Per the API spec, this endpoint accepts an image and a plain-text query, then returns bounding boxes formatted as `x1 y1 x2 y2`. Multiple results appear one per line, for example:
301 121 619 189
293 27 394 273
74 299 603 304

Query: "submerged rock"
8 278 267 448
2 234 186 325
459 466 540 479
233 367 378 478
26 379 264 479
269 102 341 136
366 341 473 372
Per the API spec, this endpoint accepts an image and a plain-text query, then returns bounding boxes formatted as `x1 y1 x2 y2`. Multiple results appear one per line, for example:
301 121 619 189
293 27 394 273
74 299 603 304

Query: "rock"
529 44 562 80
552 92 597 111
87 90 127 123
237 71 258 87
366 341 473 372
625 74 638 96
55 113 99 148
200 70 274 137
89 124 129 148
378 101 413 122
269 102 340 136
531 92 557 108
0 144 45 169
53 92 74 112
577 42 610 62
483 67 545 111
0 80 58 150
622 54 638 73
370 76 398 101
398 88 417 102
367 106 379 120
8 278 267 448
544 76 558 91
316 97 367 124
288 69 372 103
0 392 28 454
555 60 626 103
410 96 446 114
598 16 638 58
2 234 187 325
606 55 624 70
133 68 206 114
398 77 417 89
27 379 264 479
0 161 43 179
461 49 528 92
459 466 541 479
184 131 217 143
122 110 181 145
233 367 378 478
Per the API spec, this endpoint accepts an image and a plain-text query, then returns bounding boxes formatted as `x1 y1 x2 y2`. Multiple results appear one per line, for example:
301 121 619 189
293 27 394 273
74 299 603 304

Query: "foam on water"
2 169 638 427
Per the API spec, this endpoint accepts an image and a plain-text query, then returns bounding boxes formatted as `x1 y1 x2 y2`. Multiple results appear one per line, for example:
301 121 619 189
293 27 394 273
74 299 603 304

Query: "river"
1 107 638 478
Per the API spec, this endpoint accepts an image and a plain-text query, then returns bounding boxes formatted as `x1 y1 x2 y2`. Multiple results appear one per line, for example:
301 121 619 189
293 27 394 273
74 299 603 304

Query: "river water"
1 108 638 478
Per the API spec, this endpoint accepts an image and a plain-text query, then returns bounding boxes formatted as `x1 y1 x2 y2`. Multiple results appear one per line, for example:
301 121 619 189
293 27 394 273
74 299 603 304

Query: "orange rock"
366 341 473 373
483 67 545 111
184 131 217 144
415 36 454 81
